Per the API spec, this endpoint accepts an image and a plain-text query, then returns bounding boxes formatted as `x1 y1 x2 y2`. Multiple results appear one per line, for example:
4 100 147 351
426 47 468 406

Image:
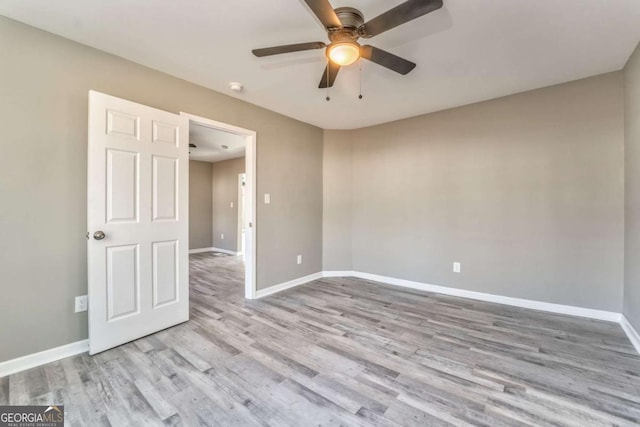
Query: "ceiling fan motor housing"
334 7 364 29
328 7 364 43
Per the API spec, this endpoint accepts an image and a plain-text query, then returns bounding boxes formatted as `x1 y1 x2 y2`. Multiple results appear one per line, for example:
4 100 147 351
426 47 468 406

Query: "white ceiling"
189 123 246 163
1 0 640 129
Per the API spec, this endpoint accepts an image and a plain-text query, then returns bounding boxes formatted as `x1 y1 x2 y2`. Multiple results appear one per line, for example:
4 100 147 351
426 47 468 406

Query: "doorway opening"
182 113 257 299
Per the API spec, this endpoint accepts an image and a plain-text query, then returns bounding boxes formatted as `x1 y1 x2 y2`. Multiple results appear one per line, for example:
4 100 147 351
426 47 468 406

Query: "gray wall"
322 130 353 271
259 129 323 283
324 73 625 312
625 41 640 330
212 157 245 252
0 16 323 363
189 160 213 250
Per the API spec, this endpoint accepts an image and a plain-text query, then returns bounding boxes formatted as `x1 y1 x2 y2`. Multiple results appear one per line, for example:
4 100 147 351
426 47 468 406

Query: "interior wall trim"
621 315 640 355
255 272 323 299
261 269 621 321
320 271 640 354
0 340 89 378
339 271 621 322
322 271 355 278
255 270 637 353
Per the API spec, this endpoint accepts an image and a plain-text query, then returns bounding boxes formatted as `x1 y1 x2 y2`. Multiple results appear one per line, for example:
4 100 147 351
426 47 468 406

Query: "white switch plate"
453 262 461 273
75 295 88 313
297 255 303 265
230 202 234 208
221 233 224 240
264 193 271 204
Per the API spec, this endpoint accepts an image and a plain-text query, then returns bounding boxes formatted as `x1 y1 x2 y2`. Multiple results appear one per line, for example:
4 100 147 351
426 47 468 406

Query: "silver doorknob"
93 231 106 240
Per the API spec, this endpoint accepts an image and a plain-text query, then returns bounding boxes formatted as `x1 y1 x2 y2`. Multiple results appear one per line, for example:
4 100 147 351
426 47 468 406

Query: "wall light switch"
75 295 88 313
230 202 234 208
264 194 271 204
297 255 303 265
453 262 461 273
221 233 224 240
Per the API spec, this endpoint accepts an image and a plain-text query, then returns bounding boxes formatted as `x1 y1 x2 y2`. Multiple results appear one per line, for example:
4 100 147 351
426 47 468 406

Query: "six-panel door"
88 91 188 354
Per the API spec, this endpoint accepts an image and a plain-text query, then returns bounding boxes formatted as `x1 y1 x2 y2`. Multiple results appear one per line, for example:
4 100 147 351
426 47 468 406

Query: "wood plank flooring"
2 252 640 426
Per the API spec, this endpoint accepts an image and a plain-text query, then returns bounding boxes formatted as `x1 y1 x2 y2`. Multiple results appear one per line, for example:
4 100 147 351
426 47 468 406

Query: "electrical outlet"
453 262 461 273
221 233 224 240
297 255 303 265
75 295 88 313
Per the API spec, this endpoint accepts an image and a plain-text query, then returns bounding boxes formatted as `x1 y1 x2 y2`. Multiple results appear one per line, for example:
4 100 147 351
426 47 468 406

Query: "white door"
87 91 189 354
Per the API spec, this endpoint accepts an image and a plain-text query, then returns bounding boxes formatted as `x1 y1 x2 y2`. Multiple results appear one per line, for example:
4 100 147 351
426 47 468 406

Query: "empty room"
1 0 640 426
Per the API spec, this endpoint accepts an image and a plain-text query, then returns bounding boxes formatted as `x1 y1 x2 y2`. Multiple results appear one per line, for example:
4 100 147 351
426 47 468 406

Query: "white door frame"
237 173 246 257
180 113 257 299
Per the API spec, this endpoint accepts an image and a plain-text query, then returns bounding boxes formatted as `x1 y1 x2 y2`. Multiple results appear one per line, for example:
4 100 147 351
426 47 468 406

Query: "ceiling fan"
252 0 443 88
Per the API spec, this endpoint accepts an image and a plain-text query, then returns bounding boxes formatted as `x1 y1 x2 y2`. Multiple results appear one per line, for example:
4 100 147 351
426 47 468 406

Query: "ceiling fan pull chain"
326 57 331 101
359 61 363 100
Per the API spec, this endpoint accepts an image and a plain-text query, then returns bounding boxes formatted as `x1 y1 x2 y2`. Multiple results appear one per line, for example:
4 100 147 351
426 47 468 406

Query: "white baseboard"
322 271 640 353
0 340 89 378
189 247 215 254
322 271 621 323
255 272 323 299
189 247 240 256
322 271 354 278
621 315 640 355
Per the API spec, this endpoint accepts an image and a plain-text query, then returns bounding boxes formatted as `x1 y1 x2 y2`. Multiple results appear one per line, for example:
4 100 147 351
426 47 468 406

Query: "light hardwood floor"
1 252 640 426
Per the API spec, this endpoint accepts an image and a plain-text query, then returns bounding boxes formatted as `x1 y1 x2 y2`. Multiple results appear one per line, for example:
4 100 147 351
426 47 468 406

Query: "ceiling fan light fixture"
252 0 442 88
327 42 360 66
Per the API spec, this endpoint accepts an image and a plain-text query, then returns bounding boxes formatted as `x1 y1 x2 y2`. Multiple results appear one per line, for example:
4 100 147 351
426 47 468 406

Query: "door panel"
106 150 139 223
88 91 188 355
107 109 140 140
106 244 140 321
152 240 179 308
152 121 179 146
152 156 179 221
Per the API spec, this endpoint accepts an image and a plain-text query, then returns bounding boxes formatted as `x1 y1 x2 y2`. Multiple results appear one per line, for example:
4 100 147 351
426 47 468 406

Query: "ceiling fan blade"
360 45 416 75
252 41 326 57
318 62 341 88
303 0 343 29
359 0 443 38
